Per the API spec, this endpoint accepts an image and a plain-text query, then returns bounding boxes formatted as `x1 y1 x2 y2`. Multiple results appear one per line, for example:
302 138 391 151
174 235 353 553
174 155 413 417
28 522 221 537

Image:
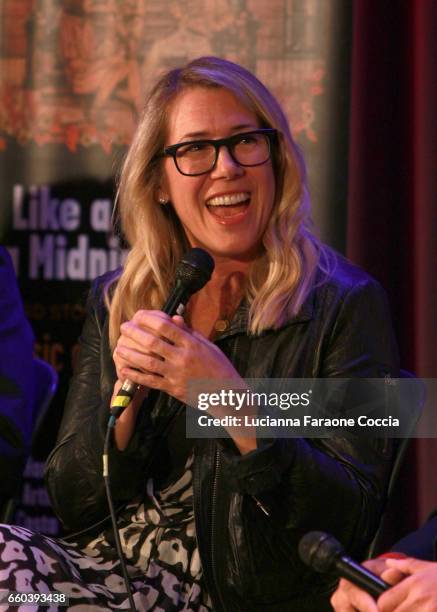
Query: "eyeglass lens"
175 132 271 175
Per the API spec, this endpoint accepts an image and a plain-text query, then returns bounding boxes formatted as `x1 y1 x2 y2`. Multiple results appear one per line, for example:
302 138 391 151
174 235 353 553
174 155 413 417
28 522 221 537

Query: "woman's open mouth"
205 192 251 220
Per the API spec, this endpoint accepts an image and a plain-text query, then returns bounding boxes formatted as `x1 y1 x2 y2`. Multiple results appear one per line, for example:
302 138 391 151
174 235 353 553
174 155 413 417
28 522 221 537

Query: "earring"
158 196 168 205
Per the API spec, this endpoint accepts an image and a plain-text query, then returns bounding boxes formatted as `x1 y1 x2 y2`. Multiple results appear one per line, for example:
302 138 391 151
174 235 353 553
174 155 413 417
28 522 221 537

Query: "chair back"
0 358 58 523
366 369 425 557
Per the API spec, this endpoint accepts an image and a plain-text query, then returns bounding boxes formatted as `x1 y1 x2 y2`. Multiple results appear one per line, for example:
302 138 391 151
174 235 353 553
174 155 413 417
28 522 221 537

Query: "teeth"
206 192 250 206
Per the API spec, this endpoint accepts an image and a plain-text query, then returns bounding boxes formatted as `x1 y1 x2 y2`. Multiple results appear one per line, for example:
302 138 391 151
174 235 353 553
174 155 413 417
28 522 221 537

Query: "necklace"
213 294 243 333
187 273 245 337
214 317 230 332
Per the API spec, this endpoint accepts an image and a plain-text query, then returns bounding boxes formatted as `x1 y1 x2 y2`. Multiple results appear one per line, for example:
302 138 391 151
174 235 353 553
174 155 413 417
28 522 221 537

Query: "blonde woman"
0 57 398 611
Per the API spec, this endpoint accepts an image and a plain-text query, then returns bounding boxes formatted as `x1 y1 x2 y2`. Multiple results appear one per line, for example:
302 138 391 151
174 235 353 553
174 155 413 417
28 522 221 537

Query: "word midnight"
27 234 125 280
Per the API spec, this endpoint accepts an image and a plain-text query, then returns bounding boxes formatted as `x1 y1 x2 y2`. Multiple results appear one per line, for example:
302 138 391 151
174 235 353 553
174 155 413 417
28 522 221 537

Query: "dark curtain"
347 0 437 547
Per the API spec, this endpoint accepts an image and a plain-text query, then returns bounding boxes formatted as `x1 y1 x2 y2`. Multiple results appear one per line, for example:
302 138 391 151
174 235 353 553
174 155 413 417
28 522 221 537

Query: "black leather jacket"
45 256 399 611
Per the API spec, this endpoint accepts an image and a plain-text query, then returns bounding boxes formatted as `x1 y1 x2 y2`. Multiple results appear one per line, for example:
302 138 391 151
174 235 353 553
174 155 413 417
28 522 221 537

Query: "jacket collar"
216 290 315 340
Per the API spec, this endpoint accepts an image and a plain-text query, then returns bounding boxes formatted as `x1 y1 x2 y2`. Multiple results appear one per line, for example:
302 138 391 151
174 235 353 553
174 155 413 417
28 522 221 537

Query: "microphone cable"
103 415 137 612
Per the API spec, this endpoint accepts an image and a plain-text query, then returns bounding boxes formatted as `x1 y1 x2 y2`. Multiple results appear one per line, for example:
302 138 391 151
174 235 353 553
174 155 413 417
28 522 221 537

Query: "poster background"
1 0 435 547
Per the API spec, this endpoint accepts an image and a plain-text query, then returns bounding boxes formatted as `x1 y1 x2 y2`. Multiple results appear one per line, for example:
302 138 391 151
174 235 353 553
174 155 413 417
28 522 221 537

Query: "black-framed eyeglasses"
160 128 277 176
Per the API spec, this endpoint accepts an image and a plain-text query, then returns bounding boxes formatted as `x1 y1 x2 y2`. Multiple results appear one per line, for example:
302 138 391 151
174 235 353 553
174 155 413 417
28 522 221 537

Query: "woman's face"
160 87 276 262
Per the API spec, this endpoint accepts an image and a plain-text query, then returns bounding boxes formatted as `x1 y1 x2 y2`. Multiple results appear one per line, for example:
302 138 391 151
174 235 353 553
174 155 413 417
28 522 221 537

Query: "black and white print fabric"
0 454 212 611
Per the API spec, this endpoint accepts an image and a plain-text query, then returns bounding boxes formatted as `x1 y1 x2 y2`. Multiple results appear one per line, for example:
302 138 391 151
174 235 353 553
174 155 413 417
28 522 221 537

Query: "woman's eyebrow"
177 123 258 141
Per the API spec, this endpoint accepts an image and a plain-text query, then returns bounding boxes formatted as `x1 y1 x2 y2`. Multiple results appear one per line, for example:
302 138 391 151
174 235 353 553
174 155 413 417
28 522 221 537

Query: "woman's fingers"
119 322 178 356
112 309 241 405
172 314 187 329
116 344 167 376
114 312 192 377
130 310 190 345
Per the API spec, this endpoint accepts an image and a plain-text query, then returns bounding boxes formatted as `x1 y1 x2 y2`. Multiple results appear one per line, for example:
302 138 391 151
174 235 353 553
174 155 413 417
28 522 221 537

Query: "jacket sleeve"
45 280 153 533
390 516 437 560
218 277 400 559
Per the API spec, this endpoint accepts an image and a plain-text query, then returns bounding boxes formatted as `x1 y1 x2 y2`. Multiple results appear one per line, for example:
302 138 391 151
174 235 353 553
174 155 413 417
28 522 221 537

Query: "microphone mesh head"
176 248 214 292
298 531 343 573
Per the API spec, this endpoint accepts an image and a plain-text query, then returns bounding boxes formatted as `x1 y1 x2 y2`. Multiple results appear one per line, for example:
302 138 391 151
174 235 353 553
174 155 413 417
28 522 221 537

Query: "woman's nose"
209 145 244 179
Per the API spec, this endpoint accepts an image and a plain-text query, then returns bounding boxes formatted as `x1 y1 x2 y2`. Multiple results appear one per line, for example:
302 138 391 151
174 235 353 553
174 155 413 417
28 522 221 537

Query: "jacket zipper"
203 333 244 610
194 444 226 611
210 447 225 610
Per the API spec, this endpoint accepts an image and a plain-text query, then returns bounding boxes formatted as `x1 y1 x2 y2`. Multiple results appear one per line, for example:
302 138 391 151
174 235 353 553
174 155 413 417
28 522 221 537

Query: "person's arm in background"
0 246 35 506
330 512 437 611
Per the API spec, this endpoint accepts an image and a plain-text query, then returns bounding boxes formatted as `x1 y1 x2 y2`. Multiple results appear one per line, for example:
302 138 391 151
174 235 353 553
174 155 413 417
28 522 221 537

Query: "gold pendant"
214 318 230 332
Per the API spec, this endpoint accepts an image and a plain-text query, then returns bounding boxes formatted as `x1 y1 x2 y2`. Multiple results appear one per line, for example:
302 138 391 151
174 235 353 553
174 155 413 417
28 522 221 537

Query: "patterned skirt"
0 455 212 611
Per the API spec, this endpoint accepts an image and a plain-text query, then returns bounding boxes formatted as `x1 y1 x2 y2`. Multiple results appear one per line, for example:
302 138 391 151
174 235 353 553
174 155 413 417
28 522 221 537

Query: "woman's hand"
114 310 243 404
113 309 257 454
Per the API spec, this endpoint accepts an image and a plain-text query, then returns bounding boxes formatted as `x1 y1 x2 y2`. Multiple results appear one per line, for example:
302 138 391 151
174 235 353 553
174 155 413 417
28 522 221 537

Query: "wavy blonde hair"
107 56 330 349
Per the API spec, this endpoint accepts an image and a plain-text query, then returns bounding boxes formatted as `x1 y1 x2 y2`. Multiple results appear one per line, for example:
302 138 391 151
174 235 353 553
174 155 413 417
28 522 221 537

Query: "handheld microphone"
298 531 390 599
110 247 214 418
